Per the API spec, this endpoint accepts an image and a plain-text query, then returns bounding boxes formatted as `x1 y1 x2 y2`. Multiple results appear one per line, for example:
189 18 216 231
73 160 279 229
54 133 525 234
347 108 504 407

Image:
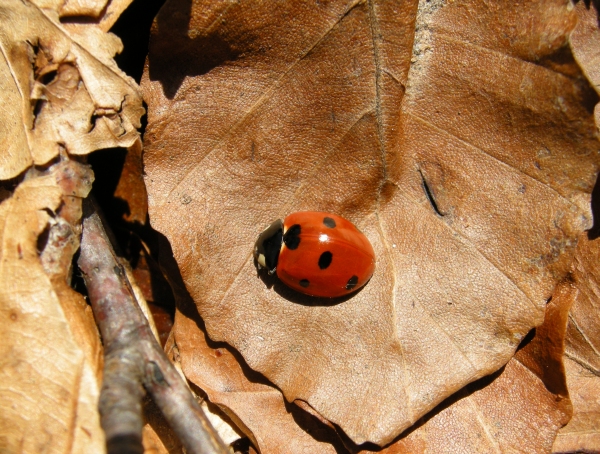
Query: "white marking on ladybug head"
257 253 266 268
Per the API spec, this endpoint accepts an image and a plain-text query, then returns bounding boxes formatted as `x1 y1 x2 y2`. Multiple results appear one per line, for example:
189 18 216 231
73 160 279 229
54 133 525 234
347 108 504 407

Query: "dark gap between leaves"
581 0 600 32
516 328 536 352
110 0 168 83
36 219 52 254
352 366 507 452
284 400 350 454
38 69 58 86
32 99 47 126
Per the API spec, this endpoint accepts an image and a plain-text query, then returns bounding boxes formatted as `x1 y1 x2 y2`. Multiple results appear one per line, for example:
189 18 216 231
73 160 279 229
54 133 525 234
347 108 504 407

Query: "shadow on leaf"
254 259 368 307
147 0 243 99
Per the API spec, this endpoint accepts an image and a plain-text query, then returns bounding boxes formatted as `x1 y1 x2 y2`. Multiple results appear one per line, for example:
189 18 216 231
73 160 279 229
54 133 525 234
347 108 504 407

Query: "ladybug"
253 211 375 298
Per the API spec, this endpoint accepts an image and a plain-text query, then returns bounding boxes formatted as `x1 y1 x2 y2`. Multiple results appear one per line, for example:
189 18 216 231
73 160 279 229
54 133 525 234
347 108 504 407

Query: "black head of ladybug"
254 219 283 274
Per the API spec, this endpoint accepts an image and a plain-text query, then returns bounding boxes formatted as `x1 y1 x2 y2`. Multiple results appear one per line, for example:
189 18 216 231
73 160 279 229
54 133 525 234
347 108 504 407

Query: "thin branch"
78 198 228 454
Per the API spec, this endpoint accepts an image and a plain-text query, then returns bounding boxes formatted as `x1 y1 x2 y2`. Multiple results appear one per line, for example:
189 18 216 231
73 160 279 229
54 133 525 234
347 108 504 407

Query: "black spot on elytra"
283 224 301 250
318 251 332 269
299 279 310 288
323 217 336 228
346 275 358 290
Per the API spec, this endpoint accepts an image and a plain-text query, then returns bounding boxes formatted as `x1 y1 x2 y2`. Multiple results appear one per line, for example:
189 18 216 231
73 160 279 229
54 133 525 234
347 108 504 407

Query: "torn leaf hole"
89 113 100 133
59 16 101 24
28 41 39 57
36 220 52 255
42 206 57 217
32 99 47 125
418 169 444 216
39 69 58 86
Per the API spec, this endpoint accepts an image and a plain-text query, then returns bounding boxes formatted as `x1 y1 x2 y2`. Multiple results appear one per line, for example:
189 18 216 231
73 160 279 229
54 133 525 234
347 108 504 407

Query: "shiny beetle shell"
254 212 375 297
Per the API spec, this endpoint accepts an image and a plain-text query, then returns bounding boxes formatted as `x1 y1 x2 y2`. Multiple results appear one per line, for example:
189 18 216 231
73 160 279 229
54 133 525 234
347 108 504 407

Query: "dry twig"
78 199 228 454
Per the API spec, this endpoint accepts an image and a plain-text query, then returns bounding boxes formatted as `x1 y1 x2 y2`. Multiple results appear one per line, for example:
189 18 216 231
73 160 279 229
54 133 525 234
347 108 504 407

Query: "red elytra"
254 212 375 298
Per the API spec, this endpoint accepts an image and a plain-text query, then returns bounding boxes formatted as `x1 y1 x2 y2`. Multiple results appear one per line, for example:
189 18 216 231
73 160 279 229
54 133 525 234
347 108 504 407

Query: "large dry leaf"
366 280 574 453
0 0 143 180
142 0 600 445
0 170 104 453
159 246 342 454
173 306 343 454
566 0 600 377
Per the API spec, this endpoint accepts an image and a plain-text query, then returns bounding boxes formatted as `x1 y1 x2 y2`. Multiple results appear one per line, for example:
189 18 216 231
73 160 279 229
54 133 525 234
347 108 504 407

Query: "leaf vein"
405 111 582 213
164 0 365 202
392 183 538 312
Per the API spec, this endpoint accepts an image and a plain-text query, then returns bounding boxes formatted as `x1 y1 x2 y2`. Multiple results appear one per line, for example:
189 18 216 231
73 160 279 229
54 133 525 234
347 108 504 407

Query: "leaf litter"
0 0 143 180
0 0 144 451
0 162 103 453
142 0 600 446
1 0 600 452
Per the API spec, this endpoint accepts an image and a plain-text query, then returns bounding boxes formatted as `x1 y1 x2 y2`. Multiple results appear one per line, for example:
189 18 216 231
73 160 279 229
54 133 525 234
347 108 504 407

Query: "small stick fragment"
78 198 228 454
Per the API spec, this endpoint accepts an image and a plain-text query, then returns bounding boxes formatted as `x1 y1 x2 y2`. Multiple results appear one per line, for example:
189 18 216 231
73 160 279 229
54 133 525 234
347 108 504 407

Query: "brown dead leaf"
164 259 343 454
173 309 344 454
33 0 136 32
571 0 600 95
34 0 134 29
29 0 135 33
142 0 599 445
32 0 109 20
367 279 574 454
564 234 600 375
114 138 149 224
551 232 600 453
0 0 143 180
0 169 104 452
553 356 600 453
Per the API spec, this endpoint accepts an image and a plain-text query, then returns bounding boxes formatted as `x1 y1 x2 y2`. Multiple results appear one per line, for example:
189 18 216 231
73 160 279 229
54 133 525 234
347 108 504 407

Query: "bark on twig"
78 198 228 454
